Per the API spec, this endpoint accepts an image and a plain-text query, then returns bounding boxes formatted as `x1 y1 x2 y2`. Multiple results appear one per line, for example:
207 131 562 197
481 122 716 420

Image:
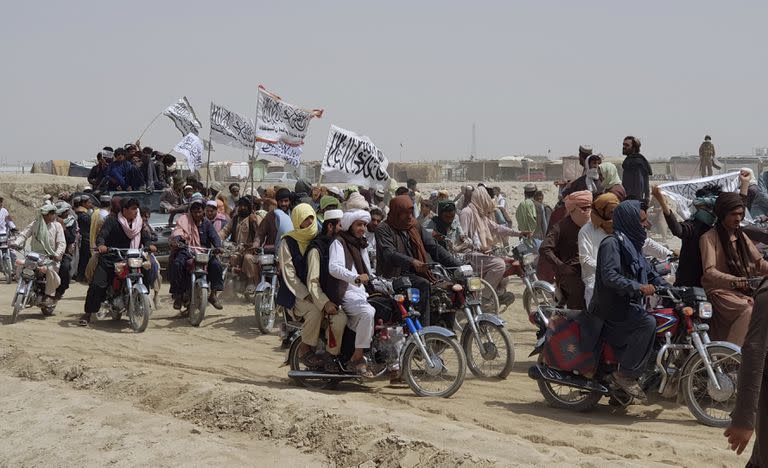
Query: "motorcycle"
507 240 556 315
253 245 279 334
528 286 742 427
0 232 14 284
10 251 56 322
443 238 500 315
431 263 515 379
287 276 467 398
179 245 213 327
95 248 153 333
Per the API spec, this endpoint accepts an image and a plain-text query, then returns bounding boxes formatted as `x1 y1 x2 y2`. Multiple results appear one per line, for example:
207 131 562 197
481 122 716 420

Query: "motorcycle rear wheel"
402 333 466 398
536 357 601 411
129 290 151 333
287 337 336 390
188 285 208 327
462 321 514 379
681 345 741 427
254 288 275 334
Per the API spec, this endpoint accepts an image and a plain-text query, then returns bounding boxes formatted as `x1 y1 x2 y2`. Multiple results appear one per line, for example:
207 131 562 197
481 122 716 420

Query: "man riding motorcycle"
375 195 461 327
581 199 669 400
80 197 155 326
13 202 66 306
169 196 224 311
54 201 77 300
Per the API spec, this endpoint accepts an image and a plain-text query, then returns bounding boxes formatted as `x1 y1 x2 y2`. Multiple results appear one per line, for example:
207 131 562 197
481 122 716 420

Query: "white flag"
163 97 202 136
210 102 255 150
258 141 302 168
320 125 390 189
658 172 741 219
173 133 205 172
255 86 322 146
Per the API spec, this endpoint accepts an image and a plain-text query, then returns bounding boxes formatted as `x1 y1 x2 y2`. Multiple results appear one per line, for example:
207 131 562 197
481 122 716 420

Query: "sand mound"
0 174 88 227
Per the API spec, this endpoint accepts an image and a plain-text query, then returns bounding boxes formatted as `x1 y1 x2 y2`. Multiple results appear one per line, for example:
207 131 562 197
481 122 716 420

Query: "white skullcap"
205 200 218 208
323 209 343 221
340 209 371 231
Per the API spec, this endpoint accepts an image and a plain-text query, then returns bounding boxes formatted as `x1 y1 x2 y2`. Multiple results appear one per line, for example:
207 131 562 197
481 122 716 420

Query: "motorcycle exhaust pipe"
288 370 357 380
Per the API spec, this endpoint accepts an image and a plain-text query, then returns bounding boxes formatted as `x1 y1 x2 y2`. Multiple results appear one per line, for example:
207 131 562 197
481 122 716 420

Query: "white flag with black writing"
163 97 202 136
255 86 322 146
658 172 741 219
321 125 390 189
210 102 255 150
173 133 205 172
258 141 302 168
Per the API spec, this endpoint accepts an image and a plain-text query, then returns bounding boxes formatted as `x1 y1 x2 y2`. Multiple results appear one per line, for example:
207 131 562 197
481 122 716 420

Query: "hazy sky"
2 1 767 164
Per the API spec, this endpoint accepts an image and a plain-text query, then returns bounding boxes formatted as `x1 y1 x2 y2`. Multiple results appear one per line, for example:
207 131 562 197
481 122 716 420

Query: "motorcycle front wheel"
402 333 466 398
681 345 742 427
253 288 275 334
129 289 151 333
188 284 208 327
523 285 556 315
3 257 11 284
11 291 25 323
461 321 515 379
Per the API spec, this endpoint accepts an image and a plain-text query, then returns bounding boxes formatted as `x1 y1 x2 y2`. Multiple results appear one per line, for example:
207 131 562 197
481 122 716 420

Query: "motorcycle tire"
287 337 336 390
253 288 275 334
461 321 514 379
402 333 467 398
188 285 208 327
129 290 151 333
523 285 556 315
681 344 741 428
536 356 602 411
11 292 24 323
3 258 11 284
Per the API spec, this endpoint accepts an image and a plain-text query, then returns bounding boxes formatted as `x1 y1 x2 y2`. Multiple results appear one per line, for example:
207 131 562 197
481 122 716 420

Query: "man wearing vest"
277 204 338 369
305 209 348 371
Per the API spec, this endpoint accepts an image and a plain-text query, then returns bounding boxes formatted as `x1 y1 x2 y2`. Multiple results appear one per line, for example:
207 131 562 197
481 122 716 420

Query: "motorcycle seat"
541 305 583 320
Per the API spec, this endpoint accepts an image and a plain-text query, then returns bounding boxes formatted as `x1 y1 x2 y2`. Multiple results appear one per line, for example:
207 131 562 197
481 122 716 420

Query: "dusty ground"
0 278 749 467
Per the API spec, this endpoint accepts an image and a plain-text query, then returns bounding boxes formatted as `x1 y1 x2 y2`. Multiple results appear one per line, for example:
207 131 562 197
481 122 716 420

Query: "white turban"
341 209 371 231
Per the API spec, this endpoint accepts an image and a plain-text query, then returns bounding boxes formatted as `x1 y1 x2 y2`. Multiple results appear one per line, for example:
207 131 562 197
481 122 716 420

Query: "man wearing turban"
540 190 593 309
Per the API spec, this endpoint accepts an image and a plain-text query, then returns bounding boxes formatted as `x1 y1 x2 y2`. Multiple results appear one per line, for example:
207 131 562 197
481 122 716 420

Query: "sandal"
351 359 374 378
78 315 90 327
299 350 326 369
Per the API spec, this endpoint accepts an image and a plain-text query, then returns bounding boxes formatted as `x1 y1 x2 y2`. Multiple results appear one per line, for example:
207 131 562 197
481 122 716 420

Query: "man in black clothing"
88 148 112 188
54 201 77 300
75 196 92 280
621 136 652 203
80 198 155 326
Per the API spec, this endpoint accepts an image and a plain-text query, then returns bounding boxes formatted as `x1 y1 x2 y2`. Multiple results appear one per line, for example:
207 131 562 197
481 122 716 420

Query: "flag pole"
249 89 261 206
136 111 163 145
204 128 213 190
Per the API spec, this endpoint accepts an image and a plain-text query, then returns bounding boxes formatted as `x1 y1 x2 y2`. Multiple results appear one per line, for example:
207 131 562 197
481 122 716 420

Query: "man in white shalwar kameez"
329 209 376 378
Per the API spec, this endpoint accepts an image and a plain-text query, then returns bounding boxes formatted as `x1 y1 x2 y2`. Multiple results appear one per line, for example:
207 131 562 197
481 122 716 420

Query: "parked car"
261 172 298 188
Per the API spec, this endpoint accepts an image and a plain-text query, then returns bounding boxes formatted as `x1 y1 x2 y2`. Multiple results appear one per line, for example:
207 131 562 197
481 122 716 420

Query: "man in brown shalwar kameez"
725 278 768 467
700 192 768 346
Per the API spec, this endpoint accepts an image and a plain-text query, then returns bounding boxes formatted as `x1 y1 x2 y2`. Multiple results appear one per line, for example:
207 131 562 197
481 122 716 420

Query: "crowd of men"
3 135 767 465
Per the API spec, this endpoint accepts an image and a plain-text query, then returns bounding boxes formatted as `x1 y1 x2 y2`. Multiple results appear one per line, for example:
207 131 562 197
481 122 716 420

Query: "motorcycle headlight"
258 254 274 266
698 302 713 319
127 258 143 268
467 277 483 292
194 252 210 264
113 261 127 274
22 268 35 278
522 253 537 266
453 264 474 280
407 288 420 304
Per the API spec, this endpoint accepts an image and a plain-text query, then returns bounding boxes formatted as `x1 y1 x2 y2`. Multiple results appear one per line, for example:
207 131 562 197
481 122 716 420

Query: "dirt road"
0 281 747 467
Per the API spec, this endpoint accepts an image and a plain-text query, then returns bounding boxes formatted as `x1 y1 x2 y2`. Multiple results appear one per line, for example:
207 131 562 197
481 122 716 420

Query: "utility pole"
471 122 477 159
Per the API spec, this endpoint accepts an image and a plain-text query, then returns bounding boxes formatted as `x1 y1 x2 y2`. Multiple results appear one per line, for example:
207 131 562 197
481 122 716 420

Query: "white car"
261 172 298 188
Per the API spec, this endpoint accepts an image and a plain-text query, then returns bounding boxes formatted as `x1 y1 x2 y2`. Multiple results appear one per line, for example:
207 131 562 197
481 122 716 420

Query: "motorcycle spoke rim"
467 323 508 376
547 382 593 403
409 337 461 394
689 353 740 420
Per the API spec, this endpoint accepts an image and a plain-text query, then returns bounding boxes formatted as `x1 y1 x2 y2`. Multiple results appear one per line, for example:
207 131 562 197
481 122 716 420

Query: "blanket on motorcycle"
542 315 599 378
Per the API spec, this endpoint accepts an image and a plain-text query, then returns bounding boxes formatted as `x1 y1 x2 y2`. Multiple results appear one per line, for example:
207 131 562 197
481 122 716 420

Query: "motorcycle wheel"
402 333 466 398
253 288 275 334
681 345 741 427
461 321 515 379
188 285 208 327
3 257 11 284
129 289 151 333
536 357 602 411
523 285 556 315
10 292 25 323
287 337 336 390
479 279 499 315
